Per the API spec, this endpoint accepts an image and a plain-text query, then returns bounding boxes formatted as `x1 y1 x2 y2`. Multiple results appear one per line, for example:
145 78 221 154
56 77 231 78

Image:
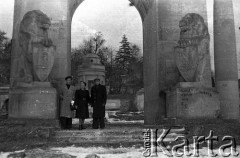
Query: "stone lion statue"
15 10 54 85
175 13 211 86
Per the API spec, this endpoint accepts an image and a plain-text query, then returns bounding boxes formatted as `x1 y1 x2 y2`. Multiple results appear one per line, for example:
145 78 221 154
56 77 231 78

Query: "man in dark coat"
90 78 107 129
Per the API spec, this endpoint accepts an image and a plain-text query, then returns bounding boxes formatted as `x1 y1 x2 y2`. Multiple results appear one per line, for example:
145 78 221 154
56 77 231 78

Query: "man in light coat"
59 76 75 129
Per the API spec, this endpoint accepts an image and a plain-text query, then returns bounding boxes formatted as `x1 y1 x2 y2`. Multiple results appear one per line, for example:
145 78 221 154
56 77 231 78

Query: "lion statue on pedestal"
175 13 211 86
14 10 55 86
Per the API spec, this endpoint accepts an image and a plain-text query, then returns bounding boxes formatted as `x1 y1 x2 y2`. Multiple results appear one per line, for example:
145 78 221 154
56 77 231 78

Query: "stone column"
9 0 69 120
143 1 166 125
214 0 239 119
130 0 165 125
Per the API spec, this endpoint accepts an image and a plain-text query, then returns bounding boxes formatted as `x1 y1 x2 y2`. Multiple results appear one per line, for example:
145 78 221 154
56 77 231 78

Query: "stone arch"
67 0 145 85
67 0 153 74
66 0 153 62
66 0 161 125
68 0 153 22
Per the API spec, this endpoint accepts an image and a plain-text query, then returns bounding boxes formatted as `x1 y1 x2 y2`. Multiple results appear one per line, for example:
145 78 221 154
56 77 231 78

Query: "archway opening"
70 0 144 126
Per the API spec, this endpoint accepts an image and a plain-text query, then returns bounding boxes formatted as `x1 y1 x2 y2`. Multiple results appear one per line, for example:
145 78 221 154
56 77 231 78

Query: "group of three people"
59 76 107 130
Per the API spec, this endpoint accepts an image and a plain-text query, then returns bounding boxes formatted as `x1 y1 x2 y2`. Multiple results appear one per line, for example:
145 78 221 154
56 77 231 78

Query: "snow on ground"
107 118 144 124
72 118 144 125
51 146 146 158
0 150 25 158
1 146 239 158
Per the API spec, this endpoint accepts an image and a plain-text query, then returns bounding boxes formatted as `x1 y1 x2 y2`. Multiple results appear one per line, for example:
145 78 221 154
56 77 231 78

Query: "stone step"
53 125 186 144
88 110 144 121
54 127 186 137
72 117 144 126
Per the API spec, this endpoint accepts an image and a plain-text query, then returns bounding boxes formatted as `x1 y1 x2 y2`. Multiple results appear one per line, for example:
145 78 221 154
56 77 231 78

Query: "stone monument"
77 53 105 90
166 13 220 119
9 10 57 119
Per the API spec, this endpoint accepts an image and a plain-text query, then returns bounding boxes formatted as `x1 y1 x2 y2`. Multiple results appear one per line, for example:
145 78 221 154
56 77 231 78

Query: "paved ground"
1 111 240 157
0 111 185 157
0 121 186 158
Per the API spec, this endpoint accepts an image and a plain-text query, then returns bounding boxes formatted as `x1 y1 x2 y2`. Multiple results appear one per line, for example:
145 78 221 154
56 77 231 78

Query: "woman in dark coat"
74 81 90 130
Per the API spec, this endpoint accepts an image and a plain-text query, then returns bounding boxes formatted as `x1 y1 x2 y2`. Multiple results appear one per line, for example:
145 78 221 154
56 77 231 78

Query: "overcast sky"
72 0 143 50
0 0 14 38
0 0 143 51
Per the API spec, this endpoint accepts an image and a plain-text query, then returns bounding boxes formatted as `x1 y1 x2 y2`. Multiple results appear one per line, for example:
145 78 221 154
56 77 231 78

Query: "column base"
165 82 220 119
9 83 58 119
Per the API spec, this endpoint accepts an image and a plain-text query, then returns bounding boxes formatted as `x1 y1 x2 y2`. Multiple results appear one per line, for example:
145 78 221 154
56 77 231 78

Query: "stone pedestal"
166 82 220 119
9 82 57 119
